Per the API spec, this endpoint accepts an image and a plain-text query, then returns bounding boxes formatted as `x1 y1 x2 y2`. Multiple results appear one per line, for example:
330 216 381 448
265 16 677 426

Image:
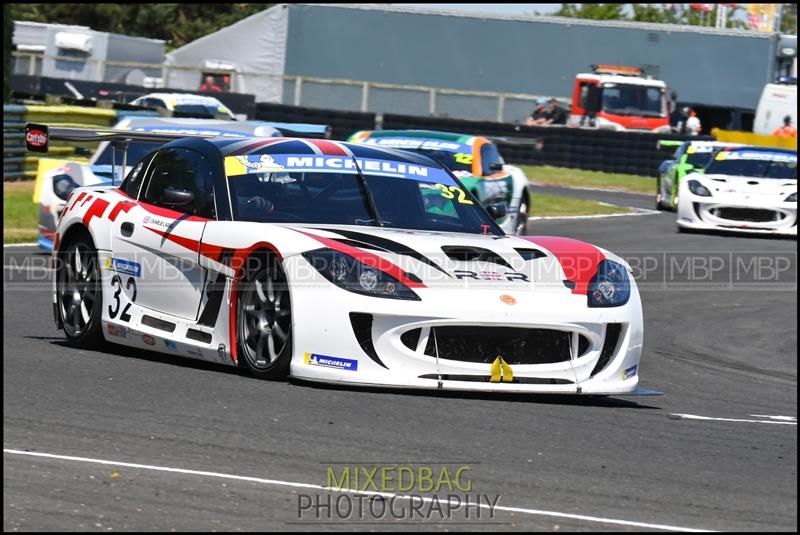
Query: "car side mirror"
488 162 504 172
486 202 508 220
658 160 672 174
162 187 195 207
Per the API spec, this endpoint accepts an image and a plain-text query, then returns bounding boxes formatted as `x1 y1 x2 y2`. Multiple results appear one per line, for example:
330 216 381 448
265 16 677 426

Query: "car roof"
207 137 443 167
720 145 797 155
359 129 482 144
115 116 278 135
134 93 226 106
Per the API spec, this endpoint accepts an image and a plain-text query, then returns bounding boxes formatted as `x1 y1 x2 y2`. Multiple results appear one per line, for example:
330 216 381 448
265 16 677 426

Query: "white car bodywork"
677 173 797 235
49 136 644 395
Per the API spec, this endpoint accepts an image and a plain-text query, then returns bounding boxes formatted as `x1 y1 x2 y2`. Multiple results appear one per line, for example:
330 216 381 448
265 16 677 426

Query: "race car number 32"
108 275 137 322
435 184 473 204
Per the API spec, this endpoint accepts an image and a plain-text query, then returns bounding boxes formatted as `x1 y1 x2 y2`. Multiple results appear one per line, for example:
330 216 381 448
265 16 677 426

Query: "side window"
141 148 217 219
480 143 504 176
120 152 155 199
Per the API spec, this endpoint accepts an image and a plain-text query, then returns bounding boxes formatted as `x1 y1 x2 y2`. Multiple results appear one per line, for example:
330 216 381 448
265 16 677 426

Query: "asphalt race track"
4 189 797 531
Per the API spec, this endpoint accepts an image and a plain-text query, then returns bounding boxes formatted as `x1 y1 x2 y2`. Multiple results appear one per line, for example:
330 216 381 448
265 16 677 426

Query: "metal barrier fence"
12 52 565 123
3 104 119 181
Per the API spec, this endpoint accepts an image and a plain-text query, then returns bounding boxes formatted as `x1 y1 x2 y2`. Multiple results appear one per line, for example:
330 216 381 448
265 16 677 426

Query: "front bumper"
285 256 644 394
677 196 797 236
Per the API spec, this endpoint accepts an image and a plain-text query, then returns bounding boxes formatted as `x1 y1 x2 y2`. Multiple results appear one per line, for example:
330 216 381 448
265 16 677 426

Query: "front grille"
711 207 783 223
422 326 589 365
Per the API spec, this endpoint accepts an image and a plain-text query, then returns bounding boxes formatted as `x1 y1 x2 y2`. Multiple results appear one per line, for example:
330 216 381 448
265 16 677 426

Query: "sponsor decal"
236 154 283 170
217 344 227 363
500 294 516 305
454 270 529 282
362 137 466 152
717 151 797 163
105 257 141 277
142 334 156 346
489 356 513 383
164 339 177 351
226 154 453 183
107 323 128 338
623 365 637 380
304 352 358 372
141 215 172 228
26 129 48 148
132 126 246 138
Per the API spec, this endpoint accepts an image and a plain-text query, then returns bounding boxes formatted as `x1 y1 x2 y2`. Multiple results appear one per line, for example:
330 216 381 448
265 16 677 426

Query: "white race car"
677 146 797 236
30 124 644 395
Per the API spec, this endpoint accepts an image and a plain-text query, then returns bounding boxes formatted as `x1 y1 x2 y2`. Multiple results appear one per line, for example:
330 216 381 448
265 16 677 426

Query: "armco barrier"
3 105 117 181
381 113 714 176
255 102 375 142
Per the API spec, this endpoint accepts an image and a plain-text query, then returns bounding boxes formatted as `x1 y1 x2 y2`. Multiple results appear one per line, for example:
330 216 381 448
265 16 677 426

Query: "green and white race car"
656 139 742 211
348 130 532 235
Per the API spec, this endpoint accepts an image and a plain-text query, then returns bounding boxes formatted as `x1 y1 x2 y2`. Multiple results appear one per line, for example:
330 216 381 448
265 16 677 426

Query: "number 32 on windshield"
435 184 473 205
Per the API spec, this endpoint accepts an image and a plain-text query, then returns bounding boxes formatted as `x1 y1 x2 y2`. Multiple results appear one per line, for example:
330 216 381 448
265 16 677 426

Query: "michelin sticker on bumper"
304 352 358 372
623 365 638 380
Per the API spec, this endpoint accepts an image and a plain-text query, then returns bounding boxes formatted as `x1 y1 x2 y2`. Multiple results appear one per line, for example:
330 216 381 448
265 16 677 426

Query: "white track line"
530 181 652 197
671 414 797 425
530 208 659 221
3 242 39 248
3 448 714 532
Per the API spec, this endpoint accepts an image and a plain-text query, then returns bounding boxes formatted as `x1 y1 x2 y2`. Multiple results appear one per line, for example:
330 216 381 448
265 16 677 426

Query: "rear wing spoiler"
25 123 219 186
266 122 332 139
488 136 544 151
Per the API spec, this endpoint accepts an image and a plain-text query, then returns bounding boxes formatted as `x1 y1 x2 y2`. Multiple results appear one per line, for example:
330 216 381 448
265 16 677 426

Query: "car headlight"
786 192 797 203
302 248 420 301
588 260 631 308
53 174 79 201
687 179 712 197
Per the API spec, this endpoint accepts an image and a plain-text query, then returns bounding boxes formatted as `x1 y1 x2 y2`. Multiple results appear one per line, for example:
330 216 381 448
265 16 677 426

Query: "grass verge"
4 181 38 244
519 165 654 194
532 192 631 217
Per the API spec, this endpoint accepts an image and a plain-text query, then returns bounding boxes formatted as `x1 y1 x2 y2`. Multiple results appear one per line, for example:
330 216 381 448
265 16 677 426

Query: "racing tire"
655 178 666 211
236 255 293 380
56 230 104 348
515 193 530 235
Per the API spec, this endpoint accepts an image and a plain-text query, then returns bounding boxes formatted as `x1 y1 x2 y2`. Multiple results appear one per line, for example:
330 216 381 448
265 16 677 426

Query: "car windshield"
175 104 230 118
704 151 797 180
226 155 502 235
685 152 713 167
601 83 665 117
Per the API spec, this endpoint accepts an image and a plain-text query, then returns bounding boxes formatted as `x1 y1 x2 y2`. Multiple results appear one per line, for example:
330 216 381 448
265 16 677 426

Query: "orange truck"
567 65 671 133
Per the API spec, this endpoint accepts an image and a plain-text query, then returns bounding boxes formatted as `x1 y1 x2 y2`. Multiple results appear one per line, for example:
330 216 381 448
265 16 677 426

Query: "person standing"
544 98 568 125
685 109 702 136
772 115 797 138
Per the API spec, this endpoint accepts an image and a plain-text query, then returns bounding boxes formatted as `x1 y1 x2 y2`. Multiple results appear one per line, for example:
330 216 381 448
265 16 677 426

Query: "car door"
109 147 216 321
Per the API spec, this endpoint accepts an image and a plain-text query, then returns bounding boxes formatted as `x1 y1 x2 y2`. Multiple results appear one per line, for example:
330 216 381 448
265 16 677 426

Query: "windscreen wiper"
350 156 383 227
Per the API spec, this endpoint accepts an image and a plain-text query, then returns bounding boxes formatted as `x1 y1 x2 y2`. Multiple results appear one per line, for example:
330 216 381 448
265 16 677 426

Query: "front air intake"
349 313 388 369
590 323 622 377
